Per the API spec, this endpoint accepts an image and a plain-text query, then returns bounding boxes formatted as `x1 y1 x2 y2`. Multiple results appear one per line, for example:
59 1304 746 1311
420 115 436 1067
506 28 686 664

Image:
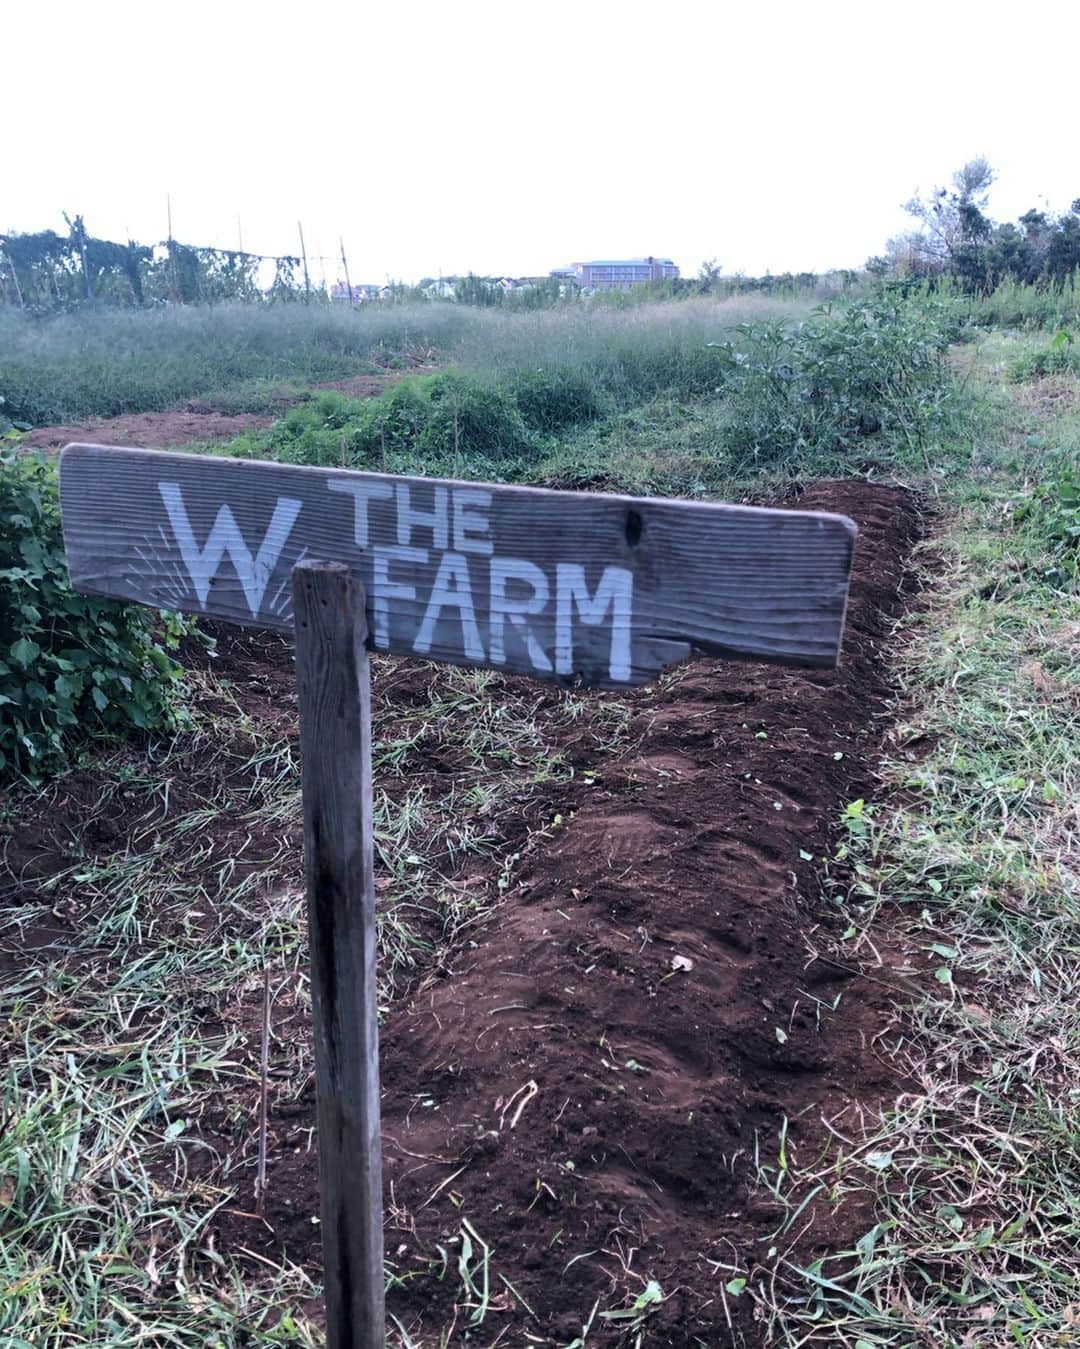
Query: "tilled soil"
216 481 923 1344
1 479 922 1345
22 371 411 451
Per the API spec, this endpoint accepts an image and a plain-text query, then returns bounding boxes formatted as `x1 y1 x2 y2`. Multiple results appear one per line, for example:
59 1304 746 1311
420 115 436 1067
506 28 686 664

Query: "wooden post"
291 560 384 1349
3 248 25 308
340 236 355 305
167 194 180 304
298 220 312 302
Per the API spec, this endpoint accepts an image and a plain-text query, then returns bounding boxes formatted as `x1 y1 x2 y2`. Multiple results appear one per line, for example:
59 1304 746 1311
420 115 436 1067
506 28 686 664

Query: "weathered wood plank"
292 561 384 1349
60 443 857 685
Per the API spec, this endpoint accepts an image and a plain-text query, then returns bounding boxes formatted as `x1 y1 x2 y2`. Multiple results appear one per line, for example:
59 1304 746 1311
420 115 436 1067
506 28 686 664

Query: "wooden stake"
298 221 312 302
3 248 25 308
167 194 180 304
291 560 384 1349
340 236 354 304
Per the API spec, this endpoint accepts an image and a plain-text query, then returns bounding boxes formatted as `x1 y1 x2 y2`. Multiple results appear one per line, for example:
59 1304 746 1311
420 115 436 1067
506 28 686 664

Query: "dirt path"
22 371 407 451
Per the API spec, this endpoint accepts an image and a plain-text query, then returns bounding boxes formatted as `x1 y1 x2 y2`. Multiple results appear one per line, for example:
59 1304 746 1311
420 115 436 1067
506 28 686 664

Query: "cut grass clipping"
0 641 633 1346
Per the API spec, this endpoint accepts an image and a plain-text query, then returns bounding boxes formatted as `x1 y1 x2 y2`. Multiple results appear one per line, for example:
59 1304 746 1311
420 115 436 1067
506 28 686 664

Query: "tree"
697 258 722 293
899 156 995 271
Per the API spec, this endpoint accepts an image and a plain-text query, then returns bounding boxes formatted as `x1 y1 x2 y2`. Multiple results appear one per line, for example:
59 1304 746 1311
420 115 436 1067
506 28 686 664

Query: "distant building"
553 256 680 292
331 281 381 302
423 278 456 300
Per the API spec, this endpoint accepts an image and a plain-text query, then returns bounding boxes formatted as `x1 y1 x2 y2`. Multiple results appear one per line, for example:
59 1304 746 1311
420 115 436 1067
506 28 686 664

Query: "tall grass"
754 355 1080 1346
222 296 958 486
0 294 811 426
900 272 1080 332
451 293 815 399
964 272 1080 330
0 303 477 425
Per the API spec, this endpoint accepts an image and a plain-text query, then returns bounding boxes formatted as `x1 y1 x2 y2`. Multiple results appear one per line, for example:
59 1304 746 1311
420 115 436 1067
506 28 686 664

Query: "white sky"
6 0 1078 285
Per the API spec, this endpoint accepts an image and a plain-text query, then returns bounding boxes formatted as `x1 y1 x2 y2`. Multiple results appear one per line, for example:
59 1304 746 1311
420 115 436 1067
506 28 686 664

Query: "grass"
0 293 809 427
0 643 636 1346
0 303 461 426
960 273 1080 331
211 295 959 494
747 333 1080 1346
3 305 1078 1343
4 276 1078 432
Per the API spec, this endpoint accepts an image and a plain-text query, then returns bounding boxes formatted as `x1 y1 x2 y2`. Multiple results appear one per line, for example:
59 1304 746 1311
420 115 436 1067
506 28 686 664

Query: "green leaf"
9 637 40 668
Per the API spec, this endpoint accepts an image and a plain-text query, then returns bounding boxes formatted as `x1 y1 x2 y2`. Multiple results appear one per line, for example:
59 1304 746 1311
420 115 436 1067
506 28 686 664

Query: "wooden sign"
60 444 857 687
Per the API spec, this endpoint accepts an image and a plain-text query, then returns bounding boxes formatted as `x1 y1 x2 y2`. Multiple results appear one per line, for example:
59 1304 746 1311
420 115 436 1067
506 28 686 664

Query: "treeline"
874 158 1080 291
444 269 863 308
0 215 309 310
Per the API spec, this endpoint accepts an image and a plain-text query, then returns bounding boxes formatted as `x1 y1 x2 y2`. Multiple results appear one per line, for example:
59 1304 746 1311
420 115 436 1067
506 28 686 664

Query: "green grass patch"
219 296 961 490
1007 328 1080 382
0 303 467 425
751 357 1080 1346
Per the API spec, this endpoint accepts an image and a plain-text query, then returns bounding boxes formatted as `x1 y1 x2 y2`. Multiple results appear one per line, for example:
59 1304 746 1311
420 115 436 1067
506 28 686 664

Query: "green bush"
506 368 606 433
250 372 543 471
0 448 188 782
708 298 953 467
416 373 536 459
1007 330 1079 382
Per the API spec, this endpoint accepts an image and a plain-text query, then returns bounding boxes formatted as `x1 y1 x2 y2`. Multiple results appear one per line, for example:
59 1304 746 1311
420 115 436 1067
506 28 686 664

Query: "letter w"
159 482 302 619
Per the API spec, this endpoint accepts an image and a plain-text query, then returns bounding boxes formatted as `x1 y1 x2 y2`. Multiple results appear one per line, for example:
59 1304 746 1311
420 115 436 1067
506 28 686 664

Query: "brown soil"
0 480 924 1345
22 371 413 451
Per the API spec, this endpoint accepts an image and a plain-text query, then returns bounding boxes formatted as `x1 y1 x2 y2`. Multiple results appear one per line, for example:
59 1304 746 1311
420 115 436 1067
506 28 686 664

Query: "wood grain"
292 562 384 1348
60 443 858 684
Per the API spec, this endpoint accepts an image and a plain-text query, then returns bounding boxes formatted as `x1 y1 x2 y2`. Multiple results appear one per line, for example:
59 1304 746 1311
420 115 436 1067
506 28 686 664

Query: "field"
1 293 1078 1346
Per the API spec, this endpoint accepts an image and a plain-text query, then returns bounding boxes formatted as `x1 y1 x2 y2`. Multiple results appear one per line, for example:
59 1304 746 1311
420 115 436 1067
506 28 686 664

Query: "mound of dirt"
206 481 922 1345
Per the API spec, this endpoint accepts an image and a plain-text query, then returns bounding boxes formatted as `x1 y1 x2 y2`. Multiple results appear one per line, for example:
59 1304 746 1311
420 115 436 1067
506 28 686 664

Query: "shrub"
251 372 542 471
708 297 953 467
1006 330 1079 382
416 373 536 460
505 368 607 432
0 448 188 782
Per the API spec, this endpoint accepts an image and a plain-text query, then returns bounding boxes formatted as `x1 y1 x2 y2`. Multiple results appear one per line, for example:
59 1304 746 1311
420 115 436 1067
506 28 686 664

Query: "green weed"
0 449 189 781
751 349 1080 1346
1007 328 1080 381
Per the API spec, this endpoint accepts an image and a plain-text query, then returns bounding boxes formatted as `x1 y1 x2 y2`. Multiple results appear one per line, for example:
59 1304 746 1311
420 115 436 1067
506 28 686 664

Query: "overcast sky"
6 1 1077 285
